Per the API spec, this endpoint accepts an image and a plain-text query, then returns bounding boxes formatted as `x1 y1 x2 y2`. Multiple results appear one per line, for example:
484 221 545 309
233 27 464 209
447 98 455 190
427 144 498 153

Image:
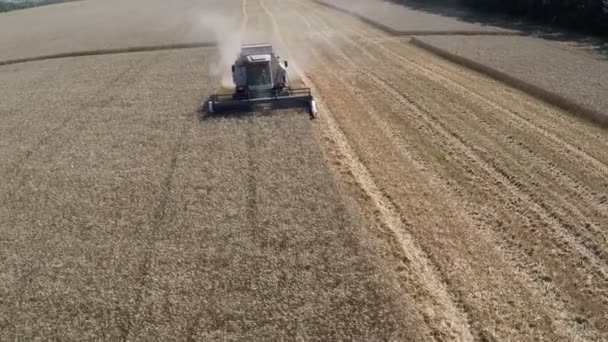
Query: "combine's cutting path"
261 0 608 340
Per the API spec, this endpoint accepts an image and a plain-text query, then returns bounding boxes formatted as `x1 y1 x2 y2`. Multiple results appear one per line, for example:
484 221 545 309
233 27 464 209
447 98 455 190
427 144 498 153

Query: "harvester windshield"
246 62 272 90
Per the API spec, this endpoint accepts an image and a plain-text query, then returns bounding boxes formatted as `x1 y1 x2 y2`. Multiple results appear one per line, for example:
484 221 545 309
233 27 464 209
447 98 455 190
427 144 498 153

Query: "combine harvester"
207 44 318 118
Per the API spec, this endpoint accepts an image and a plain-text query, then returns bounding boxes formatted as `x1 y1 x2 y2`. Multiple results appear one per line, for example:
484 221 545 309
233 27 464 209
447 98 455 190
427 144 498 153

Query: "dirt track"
1 0 608 340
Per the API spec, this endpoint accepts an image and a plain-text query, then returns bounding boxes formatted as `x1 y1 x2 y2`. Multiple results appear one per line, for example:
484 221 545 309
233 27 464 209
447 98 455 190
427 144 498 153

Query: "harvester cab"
233 44 286 92
208 44 318 118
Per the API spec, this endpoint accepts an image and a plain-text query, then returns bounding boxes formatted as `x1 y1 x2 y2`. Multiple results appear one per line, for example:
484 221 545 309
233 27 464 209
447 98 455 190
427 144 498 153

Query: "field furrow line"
308 4 608 332
324 12 606 274
356 40 608 254
368 37 608 179
444 97 608 254
311 5 608 176
335 15 608 160
383 79 608 334
360 43 608 226
262 0 477 339
378 40 608 155
246 115 259 241
0 56 160 207
299 16 480 342
301 2 578 339
307 0 608 270
120 110 192 340
300 0 608 338
385 73 608 284
368 70 608 331
367 67 608 270
304 13 592 340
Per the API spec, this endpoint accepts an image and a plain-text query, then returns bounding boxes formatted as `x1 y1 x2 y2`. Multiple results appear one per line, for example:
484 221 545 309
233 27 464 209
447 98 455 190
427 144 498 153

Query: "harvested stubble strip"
411 35 608 125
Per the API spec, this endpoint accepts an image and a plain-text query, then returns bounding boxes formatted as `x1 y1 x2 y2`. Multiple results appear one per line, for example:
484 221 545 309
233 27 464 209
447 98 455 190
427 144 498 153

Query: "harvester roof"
240 44 274 57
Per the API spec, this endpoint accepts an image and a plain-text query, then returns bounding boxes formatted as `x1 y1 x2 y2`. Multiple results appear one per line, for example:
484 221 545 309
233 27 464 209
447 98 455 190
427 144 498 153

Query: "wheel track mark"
306 3 608 336
263 0 477 340
260 0 608 336
438 91 608 256
309 7 608 286
185 3 250 338
294 7 490 339
363 65 607 339
240 0 249 36
354 45 608 272
119 111 192 341
246 114 259 243
310 0 591 233
367 35 608 179
310 5 608 184
334 2 608 180
334 14 608 159
302 4 604 336
358 61 608 334
301 24 479 342
380 39 608 153
373 57 608 280
395 58 608 211
344 32 608 256
1 56 161 311
300 7 584 338
300 0 604 340
1 55 159 199
351 41 608 267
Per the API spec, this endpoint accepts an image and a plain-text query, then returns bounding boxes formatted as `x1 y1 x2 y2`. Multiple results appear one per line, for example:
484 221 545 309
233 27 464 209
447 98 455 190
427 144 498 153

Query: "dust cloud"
190 0 342 90
195 10 243 88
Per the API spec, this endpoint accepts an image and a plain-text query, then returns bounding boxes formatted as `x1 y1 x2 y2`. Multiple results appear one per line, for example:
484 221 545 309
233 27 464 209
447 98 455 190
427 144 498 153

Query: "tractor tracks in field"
262 0 477 340
378 41 608 202
292 7 482 341
337 26 608 332
119 109 194 341
267 0 608 339
0 55 160 203
246 114 260 242
357 33 608 271
337 9 608 203
0 55 163 294
305 3 608 335
309 48 479 342
334 12 604 338
369 38 608 221
319 2 608 192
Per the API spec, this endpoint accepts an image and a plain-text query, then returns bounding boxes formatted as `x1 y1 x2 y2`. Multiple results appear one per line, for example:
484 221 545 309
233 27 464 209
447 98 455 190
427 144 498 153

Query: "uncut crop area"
1 0 608 341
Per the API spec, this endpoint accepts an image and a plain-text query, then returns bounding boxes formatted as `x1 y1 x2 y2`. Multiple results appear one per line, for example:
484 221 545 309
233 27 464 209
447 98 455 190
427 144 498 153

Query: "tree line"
0 0 75 13
454 0 608 34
